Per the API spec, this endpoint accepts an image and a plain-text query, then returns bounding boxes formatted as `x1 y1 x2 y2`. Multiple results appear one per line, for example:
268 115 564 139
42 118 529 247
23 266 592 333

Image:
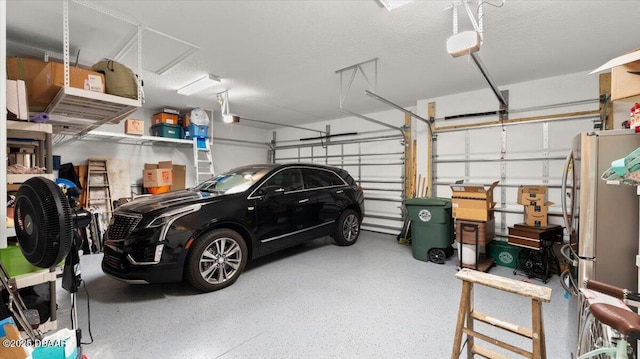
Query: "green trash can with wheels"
404 197 454 264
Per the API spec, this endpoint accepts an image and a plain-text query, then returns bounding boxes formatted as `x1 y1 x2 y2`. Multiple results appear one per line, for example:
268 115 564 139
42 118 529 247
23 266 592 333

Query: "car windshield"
194 165 271 194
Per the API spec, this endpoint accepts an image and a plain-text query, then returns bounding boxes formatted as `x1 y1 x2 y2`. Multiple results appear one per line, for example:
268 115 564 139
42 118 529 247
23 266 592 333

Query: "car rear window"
302 168 344 189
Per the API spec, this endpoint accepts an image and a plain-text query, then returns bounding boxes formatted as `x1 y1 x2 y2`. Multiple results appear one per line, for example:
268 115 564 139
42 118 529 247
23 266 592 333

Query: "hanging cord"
477 0 505 26
70 279 94 345
478 0 505 8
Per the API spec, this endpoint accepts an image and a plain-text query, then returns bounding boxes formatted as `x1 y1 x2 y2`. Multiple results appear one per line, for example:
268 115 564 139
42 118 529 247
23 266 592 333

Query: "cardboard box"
524 201 553 227
518 185 547 205
153 112 179 125
591 49 640 102
450 181 499 221
125 119 145 135
31 62 105 105
170 165 187 191
143 161 174 187
182 112 191 127
6 57 51 111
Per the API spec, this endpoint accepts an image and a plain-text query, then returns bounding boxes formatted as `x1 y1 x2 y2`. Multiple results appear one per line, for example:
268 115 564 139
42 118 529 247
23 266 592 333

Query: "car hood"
116 189 227 214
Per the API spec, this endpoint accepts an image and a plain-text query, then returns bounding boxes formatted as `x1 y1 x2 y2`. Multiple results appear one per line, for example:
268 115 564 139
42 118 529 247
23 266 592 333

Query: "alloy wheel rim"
199 237 242 284
342 214 359 241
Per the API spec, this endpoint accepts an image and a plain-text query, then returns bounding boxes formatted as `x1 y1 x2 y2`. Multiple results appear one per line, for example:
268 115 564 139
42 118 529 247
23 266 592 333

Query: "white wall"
53 107 270 192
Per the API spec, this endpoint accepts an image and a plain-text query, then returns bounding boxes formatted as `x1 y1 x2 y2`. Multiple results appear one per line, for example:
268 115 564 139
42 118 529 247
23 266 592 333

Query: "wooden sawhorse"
451 268 552 359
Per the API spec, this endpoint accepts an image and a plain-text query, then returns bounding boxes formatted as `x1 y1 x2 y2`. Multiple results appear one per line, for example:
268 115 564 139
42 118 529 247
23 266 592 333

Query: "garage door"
433 115 598 236
274 130 405 235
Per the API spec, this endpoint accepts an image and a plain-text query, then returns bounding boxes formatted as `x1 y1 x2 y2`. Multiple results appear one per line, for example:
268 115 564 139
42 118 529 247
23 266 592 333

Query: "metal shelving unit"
81 130 193 147
44 0 142 137
46 87 140 136
5 120 54 248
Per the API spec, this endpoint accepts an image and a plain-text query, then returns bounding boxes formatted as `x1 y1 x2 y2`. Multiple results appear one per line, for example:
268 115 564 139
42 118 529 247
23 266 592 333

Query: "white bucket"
458 242 477 266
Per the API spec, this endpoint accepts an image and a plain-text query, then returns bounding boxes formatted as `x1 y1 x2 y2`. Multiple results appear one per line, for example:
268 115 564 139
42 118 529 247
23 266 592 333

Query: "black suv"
102 163 365 292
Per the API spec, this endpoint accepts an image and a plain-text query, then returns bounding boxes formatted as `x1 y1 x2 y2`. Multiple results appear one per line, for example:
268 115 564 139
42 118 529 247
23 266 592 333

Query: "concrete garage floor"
56 231 573 358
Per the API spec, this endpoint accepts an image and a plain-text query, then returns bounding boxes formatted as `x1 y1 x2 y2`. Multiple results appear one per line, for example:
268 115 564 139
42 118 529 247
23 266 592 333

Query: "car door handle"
298 198 309 203
335 190 344 194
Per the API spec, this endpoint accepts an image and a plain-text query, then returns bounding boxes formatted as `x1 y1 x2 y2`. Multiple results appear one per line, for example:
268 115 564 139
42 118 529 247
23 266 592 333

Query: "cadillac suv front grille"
107 214 142 242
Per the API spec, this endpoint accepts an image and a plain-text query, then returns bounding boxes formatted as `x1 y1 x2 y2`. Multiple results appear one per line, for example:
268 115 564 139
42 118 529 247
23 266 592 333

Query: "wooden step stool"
451 268 552 359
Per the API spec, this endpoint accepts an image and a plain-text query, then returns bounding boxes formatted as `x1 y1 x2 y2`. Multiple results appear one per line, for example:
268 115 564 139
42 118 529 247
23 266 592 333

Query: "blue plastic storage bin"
186 124 208 138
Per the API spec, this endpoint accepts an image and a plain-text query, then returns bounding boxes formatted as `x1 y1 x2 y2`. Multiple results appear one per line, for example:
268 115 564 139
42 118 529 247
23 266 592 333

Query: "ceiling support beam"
336 58 378 108
336 58 407 135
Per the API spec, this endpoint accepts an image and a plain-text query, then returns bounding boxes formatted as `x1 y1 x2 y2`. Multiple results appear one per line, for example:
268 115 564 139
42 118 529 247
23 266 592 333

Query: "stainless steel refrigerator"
562 130 640 292
561 130 640 356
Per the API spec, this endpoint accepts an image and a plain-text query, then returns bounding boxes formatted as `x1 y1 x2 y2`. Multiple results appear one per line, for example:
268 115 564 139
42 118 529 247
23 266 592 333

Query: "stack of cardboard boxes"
450 181 499 271
142 161 186 193
517 185 553 228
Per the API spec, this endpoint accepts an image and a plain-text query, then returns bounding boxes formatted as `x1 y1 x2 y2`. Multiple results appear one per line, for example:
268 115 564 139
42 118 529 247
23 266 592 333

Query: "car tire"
334 209 361 246
185 229 248 292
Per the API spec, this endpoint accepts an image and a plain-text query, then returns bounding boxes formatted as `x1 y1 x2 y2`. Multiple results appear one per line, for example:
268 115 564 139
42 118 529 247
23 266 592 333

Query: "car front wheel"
334 209 360 246
185 229 248 292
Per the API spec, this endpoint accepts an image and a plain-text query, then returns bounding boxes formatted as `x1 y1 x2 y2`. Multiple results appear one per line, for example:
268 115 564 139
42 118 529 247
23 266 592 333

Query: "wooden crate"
456 218 495 246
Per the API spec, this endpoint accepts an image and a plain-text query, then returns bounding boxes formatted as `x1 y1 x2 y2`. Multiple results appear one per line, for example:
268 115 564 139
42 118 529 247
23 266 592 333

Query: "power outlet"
637 254 640 267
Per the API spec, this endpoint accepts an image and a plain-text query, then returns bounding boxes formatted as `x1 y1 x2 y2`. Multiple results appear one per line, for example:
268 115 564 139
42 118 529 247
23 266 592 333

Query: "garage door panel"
549 118 595 150
437 132 467 155
469 162 501 179
470 127 502 155
506 122 544 154
437 163 466 179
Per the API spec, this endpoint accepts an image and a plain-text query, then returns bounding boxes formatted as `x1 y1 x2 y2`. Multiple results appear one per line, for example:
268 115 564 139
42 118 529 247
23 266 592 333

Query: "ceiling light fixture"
377 0 414 11
177 74 221 96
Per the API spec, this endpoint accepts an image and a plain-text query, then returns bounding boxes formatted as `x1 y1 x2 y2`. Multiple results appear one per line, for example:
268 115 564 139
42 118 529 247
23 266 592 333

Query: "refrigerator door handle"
561 149 574 231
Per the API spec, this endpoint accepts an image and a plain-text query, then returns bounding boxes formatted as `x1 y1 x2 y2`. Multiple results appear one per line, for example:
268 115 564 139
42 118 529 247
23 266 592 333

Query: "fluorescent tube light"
177 74 221 96
378 0 414 11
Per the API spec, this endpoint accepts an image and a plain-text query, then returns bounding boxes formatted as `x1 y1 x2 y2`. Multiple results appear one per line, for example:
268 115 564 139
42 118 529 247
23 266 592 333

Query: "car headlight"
147 204 202 228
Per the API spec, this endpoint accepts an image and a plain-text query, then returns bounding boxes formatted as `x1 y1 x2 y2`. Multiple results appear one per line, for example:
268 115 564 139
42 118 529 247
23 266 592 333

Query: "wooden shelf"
45 86 141 136
7 173 55 184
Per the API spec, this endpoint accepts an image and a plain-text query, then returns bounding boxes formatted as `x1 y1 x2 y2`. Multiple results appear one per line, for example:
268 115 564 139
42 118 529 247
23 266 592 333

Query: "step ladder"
86 159 113 251
193 138 215 184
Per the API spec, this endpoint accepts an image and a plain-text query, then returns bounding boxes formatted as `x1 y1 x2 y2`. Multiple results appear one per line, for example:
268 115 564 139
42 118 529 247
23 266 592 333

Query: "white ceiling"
6 0 640 129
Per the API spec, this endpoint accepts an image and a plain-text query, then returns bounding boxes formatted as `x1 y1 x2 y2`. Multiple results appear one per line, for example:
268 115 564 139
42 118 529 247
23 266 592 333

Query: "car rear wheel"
185 229 248 292
334 209 360 246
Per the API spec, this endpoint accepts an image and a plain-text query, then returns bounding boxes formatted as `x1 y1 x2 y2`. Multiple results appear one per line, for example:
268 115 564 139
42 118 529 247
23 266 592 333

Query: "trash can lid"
404 197 451 206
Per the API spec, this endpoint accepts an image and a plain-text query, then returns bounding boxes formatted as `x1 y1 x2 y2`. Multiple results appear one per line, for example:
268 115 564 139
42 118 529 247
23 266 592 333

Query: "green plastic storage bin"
151 123 182 139
488 240 521 268
404 197 454 263
0 244 39 277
